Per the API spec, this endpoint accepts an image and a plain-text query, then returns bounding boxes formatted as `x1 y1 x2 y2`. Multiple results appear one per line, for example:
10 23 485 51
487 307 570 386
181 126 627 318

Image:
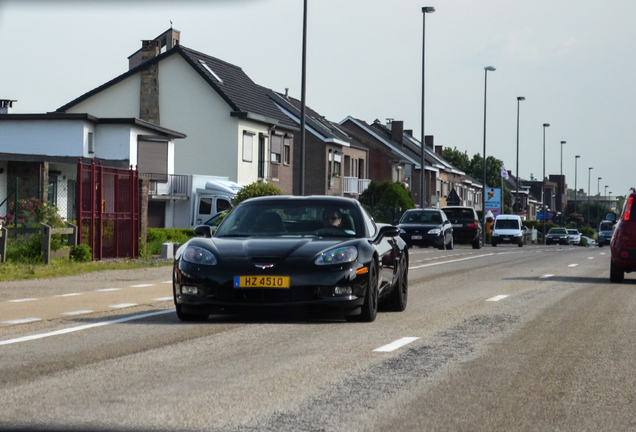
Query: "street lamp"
587 167 593 227
482 66 496 244
420 6 435 209
609 191 613 211
597 177 602 222
515 96 525 216
299 0 308 195
542 123 550 236
560 140 566 226
574 155 580 217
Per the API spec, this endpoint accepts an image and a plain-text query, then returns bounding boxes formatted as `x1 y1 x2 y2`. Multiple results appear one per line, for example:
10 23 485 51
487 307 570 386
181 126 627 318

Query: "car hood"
205 237 354 259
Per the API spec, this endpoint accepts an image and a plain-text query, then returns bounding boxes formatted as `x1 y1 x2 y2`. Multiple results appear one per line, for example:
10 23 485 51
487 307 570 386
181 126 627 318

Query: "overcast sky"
1 0 634 197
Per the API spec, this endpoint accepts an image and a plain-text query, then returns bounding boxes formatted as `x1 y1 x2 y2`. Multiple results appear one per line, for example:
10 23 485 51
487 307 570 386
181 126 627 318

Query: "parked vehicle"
491 215 524 247
609 192 636 283
396 209 453 250
173 196 409 322
162 175 241 228
545 228 570 245
441 206 483 249
567 229 581 245
597 220 614 247
581 236 596 247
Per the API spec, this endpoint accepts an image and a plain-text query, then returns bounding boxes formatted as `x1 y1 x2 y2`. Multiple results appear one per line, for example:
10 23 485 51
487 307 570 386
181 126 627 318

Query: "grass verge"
0 258 172 282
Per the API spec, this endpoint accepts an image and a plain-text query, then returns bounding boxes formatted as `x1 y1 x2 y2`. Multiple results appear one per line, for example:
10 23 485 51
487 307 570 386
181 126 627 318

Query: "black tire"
174 279 209 322
492 242 497 247
472 236 483 249
610 260 625 283
518 241 523 247
438 241 446 250
354 260 379 322
385 253 408 312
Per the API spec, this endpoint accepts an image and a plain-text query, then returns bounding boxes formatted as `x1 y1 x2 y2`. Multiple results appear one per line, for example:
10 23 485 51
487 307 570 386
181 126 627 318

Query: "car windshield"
494 219 519 229
442 208 474 219
567 230 579 235
215 199 362 238
549 228 567 234
600 222 613 231
401 211 443 224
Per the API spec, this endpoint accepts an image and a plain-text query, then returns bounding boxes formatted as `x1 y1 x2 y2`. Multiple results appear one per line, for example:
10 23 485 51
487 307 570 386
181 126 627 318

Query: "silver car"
567 229 581 245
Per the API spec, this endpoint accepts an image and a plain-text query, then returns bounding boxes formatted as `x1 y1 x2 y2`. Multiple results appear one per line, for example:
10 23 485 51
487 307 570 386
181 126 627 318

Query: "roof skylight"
198 60 223 84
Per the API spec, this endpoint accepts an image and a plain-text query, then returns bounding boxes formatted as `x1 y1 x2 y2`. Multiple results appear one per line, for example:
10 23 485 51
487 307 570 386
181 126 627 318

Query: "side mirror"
393 219 399 225
374 225 400 242
193 225 212 238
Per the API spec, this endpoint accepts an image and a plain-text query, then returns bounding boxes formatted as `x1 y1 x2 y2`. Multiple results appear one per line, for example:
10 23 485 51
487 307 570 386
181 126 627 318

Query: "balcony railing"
141 173 189 197
342 177 371 195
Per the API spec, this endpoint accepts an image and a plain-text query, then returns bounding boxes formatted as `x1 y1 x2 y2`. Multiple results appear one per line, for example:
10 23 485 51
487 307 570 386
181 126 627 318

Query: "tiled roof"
57 45 296 130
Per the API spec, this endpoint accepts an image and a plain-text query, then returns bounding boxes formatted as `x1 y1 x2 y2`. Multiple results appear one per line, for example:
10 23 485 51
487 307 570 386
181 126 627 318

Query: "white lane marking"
568 264 579 268
600 253 606 255
588 257 594 260
8 298 38 303
410 253 497 269
486 295 509 302
153 297 173 301
130 284 154 288
109 303 137 309
2 318 41 325
54 293 82 298
539 274 554 279
373 337 419 352
61 310 93 316
96 288 121 292
0 310 173 346
163 281 172 284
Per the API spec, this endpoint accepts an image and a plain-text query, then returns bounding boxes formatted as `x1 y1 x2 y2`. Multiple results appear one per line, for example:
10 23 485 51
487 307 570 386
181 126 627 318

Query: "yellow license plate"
234 276 290 288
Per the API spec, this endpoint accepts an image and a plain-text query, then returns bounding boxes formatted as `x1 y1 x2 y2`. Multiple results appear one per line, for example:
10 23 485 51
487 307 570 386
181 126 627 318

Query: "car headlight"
428 228 441 235
514 233 522 237
315 246 358 265
182 245 218 265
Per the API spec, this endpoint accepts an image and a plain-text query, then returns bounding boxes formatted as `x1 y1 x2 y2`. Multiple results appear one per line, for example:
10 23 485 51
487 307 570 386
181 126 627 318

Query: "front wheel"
385 253 408 312
352 260 379 322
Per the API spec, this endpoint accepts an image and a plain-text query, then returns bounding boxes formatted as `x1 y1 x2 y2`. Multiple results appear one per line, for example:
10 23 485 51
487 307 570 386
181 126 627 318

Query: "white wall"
236 120 271 185
0 119 85 157
66 74 140 118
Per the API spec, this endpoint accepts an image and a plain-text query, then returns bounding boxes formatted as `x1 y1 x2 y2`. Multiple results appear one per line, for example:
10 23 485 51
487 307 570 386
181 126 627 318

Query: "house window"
137 140 168 182
87 132 94 154
271 135 282 164
243 132 254 162
283 137 291 165
333 153 342 177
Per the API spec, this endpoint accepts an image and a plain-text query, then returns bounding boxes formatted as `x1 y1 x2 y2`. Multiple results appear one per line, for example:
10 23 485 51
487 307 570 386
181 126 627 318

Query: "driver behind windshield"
323 209 342 228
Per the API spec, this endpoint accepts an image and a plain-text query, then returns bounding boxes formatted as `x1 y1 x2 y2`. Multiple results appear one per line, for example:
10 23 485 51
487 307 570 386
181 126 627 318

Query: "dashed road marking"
163 281 172 284
373 337 419 352
540 274 554 279
153 297 173 302
130 284 154 288
54 293 82 298
588 257 594 260
486 295 509 302
109 303 137 309
568 264 578 267
61 310 93 316
410 253 497 269
96 288 121 292
8 298 38 303
3 318 41 325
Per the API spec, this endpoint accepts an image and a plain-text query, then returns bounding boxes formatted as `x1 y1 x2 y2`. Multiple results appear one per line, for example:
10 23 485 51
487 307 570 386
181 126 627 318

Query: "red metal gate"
77 160 140 260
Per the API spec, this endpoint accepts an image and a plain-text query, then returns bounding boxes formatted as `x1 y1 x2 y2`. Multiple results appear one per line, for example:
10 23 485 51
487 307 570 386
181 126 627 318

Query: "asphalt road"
1 244 635 432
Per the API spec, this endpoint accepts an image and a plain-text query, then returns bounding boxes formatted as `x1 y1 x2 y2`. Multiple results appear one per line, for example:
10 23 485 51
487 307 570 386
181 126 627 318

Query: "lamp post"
515 97 525 216
560 140 566 226
542 123 550 236
482 66 496 244
587 167 593 227
609 191 613 211
574 155 580 218
299 0 308 195
420 6 435 209
597 177 602 222
605 185 608 211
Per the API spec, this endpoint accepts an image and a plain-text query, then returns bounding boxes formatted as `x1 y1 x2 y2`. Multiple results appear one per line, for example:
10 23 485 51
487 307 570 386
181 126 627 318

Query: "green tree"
442 147 471 173
231 182 282 206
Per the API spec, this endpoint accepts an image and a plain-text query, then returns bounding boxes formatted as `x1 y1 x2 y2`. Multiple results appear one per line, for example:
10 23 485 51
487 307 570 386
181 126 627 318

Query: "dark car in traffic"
609 192 636 282
441 206 483 249
598 220 614 247
173 196 409 322
545 228 570 245
395 209 453 250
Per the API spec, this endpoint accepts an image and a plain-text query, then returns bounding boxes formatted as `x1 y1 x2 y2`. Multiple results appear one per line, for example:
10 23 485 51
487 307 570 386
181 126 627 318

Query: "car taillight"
467 222 478 229
623 196 633 221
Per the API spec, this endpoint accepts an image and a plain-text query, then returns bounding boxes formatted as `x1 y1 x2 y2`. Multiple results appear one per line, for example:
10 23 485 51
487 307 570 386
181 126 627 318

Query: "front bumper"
492 235 523 244
400 233 444 248
174 260 368 312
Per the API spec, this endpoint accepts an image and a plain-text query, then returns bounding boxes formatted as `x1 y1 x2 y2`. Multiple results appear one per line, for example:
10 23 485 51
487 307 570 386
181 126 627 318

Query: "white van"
491 214 524 247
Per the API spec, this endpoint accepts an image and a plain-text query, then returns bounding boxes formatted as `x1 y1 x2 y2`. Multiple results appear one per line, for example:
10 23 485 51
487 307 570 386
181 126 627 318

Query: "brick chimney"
391 120 404 145
425 135 434 149
435 145 443 156
139 40 160 125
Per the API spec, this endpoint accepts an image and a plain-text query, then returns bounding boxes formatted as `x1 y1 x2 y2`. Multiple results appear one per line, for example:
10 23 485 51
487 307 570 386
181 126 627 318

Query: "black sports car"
173 196 409 322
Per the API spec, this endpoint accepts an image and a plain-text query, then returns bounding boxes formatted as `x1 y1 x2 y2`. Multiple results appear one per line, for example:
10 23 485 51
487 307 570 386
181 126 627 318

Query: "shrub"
146 228 195 255
231 182 282 206
6 233 42 263
70 244 92 262
579 236 588 247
